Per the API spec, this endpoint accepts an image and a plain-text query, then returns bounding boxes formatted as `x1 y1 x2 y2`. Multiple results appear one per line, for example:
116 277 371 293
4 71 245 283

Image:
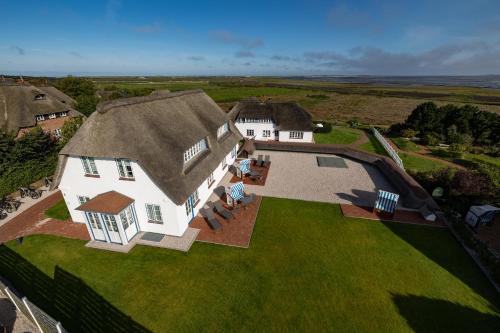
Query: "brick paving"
340 204 446 227
229 161 271 186
0 191 89 244
191 196 262 247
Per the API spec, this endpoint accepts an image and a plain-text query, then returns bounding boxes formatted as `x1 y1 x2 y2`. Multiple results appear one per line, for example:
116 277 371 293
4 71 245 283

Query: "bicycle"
19 187 42 199
0 197 20 213
0 208 7 220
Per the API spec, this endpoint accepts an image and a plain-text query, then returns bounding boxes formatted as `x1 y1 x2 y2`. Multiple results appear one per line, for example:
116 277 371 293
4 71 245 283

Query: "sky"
1 0 500 76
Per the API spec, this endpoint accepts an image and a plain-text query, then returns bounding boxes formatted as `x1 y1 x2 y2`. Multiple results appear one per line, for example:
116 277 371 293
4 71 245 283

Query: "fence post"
22 296 44 333
3 287 21 312
56 322 64 333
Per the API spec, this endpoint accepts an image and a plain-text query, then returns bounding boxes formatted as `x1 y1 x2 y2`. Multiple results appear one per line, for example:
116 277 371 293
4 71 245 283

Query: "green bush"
401 128 417 138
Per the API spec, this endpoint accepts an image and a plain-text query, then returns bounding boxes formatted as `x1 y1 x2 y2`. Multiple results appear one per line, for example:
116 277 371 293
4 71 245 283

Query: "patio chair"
229 182 245 202
239 159 252 175
199 208 222 231
241 193 256 209
373 190 399 215
210 201 233 220
256 154 264 167
264 155 270 168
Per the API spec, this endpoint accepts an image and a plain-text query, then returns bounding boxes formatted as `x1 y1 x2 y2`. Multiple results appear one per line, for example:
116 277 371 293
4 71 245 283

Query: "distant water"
287 75 500 89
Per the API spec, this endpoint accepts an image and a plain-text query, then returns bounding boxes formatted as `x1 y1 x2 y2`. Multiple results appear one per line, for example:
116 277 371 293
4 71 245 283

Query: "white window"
80 156 99 176
247 129 254 137
145 204 163 224
217 122 229 138
116 158 134 179
60 111 68 117
221 157 227 169
34 94 45 100
262 130 271 138
86 212 102 230
77 195 90 205
54 128 62 138
120 206 135 229
48 113 56 119
183 138 208 164
102 214 119 231
185 190 200 216
207 172 215 187
289 131 304 139
231 146 237 159
36 115 45 121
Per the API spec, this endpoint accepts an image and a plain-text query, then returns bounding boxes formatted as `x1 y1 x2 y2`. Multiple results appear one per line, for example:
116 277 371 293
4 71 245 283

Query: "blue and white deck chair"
230 182 245 201
373 190 399 214
239 159 252 175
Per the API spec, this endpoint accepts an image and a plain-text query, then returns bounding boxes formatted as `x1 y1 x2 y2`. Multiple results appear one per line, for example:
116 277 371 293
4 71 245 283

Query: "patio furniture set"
235 155 270 183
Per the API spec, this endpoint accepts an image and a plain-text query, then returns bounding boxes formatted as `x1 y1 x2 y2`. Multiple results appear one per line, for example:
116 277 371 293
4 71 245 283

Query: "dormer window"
217 122 229 139
60 111 68 117
36 115 45 121
183 138 208 164
34 94 45 100
48 113 56 119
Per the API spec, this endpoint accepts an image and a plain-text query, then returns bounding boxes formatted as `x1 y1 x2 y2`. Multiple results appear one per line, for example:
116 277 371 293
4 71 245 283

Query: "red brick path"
0 191 89 243
191 196 262 247
340 204 446 227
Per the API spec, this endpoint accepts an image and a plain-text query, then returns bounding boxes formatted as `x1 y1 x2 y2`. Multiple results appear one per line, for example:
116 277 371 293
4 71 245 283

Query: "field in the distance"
93 77 500 125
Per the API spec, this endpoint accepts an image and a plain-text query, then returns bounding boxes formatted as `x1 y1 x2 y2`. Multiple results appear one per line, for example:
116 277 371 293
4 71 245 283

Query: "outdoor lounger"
241 193 256 208
199 208 222 231
264 155 270 168
211 201 233 220
256 154 264 167
239 159 262 178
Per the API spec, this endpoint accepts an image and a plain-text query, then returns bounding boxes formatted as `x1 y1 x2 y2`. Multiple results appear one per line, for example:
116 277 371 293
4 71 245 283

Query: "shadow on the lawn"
0 245 152 333
383 223 500 310
392 293 500 332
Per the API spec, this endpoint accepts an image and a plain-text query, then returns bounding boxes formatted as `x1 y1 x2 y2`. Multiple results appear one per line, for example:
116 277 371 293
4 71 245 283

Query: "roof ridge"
97 89 205 114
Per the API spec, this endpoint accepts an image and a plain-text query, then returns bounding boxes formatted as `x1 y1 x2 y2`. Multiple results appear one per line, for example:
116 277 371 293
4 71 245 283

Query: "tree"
75 94 99 117
55 77 96 99
11 127 55 163
59 117 84 147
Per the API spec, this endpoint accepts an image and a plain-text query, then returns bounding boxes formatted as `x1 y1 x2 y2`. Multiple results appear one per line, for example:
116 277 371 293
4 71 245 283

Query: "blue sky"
1 0 500 76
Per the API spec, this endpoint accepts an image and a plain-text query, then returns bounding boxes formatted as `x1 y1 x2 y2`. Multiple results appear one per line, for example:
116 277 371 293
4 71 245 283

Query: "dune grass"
4 198 499 332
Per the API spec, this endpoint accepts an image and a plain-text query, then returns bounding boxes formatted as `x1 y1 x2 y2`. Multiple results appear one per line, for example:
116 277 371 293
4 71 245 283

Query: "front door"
119 206 138 241
101 214 122 244
86 212 106 241
274 130 279 140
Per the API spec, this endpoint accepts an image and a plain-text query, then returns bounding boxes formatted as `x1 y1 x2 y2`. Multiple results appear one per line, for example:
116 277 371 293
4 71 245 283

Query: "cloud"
210 30 263 49
405 26 444 44
11 45 25 55
69 51 84 59
271 55 291 61
303 41 500 74
134 22 162 34
235 51 255 58
187 56 205 61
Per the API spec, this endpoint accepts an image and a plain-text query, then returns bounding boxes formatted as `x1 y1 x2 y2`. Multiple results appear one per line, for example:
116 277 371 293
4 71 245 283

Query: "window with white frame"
221 156 227 169
246 129 254 137
262 130 271 138
77 195 90 205
217 122 229 138
119 206 135 229
185 190 200 216
48 113 56 119
183 138 208 164
86 212 102 229
36 115 45 121
116 158 134 179
60 111 68 117
80 156 99 176
54 128 62 138
207 172 215 187
289 131 304 139
145 204 163 224
231 146 237 159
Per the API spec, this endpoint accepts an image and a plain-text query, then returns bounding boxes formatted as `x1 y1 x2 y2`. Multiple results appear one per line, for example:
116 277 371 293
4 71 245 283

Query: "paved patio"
221 150 398 208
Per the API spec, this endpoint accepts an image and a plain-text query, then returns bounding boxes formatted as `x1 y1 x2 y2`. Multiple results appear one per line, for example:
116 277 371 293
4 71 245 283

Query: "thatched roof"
39 86 76 106
55 90 241 205
0 84 81 134
230 99 313 131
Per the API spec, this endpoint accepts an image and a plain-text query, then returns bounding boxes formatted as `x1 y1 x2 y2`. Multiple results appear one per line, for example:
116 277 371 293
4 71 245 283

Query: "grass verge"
44 200 70 220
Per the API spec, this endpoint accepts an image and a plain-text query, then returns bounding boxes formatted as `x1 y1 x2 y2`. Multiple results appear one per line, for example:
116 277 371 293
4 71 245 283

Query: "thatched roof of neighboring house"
39 86 76 106
0 84 81 134
230 99 313 131
54 89 241 205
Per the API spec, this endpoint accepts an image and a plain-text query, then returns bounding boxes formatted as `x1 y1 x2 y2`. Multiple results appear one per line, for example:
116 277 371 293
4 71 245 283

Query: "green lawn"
358 132 390 156
3 198 500 332
391 137 420 152
314 127 362 144
44 199 70 220
399 153 448 172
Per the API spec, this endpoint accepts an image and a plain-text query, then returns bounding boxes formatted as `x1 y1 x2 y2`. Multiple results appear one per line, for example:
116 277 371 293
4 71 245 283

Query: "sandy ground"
0 289 38 333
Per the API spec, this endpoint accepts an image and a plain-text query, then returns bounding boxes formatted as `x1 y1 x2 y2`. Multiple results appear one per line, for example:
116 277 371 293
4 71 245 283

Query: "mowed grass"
391 137 420 152
5 198 500 332
44 199 70 220
399 152 448 172
313 127 362 144
358 132 390 156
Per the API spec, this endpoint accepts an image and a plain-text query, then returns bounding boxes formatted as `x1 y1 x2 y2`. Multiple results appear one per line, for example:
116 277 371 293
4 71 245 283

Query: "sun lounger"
256 154 264 167
241 193 256 208
199 208 222 231
211 201 233 220
264 155 270 168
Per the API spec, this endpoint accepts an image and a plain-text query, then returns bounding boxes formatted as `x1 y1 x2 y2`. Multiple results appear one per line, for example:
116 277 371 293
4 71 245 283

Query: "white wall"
59 144 238 239
278 131 314 143
235 122 276 141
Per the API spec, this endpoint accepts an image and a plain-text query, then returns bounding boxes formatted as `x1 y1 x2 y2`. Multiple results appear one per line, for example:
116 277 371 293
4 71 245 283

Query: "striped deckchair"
230 182 245 201
373 190 399 214
239 159 252 175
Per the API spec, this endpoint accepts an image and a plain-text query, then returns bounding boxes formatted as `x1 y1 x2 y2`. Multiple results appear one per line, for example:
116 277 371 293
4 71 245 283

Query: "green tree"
55 77 96 99
12 127 56 163
75 94 99 117
59 117 84 147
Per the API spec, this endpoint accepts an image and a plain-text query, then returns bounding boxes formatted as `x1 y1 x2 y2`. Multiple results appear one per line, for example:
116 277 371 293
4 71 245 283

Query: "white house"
51 90 241 246
230 98 313 142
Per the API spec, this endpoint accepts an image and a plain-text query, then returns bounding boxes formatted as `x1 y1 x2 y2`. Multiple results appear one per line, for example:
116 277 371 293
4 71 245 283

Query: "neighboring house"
39 86 76 106
0 83 82 139
230 98 313 142
51 90 241 245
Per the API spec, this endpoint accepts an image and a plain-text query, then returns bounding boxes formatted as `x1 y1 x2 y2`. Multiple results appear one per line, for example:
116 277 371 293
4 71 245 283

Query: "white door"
119 206 138 241
101 214 122 244
86 212 106 241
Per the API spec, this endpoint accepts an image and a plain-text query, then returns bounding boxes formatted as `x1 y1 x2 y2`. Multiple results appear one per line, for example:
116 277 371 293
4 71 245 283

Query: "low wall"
251 141 441 212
